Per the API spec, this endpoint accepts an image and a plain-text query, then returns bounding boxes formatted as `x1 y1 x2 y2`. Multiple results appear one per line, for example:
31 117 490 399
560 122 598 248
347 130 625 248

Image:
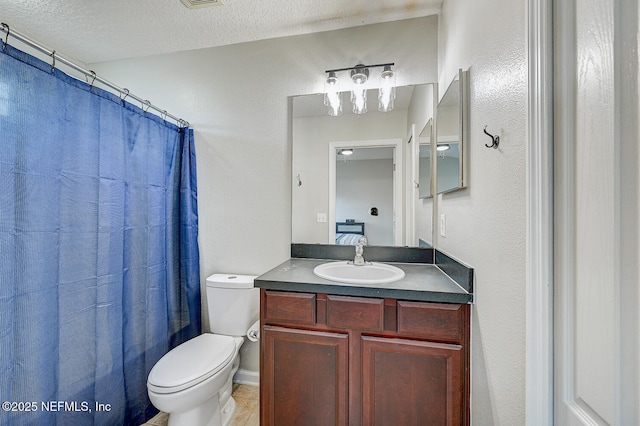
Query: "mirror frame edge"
435 68 469 196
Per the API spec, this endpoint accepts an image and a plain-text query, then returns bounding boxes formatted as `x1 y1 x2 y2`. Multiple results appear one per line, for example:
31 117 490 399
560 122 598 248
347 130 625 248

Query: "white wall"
336 158 394 246
91 16 438 375
438 0 527 424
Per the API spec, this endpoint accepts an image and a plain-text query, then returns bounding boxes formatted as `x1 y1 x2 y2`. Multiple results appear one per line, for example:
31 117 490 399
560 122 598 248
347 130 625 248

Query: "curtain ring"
87 70 97 88
120 88 130 103
161 110 167 121
1 23 9 49
50 50 56 73
142 100 151 113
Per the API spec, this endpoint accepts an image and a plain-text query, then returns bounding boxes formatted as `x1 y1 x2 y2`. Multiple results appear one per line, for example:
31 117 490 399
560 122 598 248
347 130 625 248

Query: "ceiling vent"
181 0 224 9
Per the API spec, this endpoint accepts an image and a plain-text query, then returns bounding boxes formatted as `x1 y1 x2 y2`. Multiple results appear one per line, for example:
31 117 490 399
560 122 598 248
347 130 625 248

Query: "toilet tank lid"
206 274 257 289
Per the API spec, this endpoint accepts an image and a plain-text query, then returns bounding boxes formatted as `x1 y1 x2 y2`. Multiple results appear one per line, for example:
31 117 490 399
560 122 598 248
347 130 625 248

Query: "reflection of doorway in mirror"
417 118 433 200
329 139 403 246
436 141 460 193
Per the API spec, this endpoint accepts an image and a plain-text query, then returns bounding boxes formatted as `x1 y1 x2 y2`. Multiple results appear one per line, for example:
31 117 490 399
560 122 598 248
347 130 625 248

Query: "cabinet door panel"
326 295 384 331
262 325 348 426
361 336 463 426
263 290 316 325
397 301 466 343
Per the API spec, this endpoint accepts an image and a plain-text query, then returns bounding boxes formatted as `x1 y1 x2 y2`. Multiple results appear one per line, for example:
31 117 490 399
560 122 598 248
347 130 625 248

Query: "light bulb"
349 65 369 114
378 65 396 112
351 88 367 114
324 71 342 116
350 65 369 85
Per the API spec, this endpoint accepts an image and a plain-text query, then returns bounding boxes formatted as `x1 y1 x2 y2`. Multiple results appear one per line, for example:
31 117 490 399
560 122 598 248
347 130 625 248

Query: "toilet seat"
147 334 236 394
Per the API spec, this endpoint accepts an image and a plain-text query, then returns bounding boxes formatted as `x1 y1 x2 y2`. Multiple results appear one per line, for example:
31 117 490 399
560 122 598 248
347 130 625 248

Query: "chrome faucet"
353 237 367 266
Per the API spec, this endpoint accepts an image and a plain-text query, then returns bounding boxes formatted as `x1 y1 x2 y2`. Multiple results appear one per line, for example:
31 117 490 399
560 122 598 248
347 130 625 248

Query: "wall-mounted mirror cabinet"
436 69 468 194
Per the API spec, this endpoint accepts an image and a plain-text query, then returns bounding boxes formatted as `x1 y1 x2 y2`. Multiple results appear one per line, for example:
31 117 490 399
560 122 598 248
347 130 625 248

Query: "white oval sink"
313 261 406 285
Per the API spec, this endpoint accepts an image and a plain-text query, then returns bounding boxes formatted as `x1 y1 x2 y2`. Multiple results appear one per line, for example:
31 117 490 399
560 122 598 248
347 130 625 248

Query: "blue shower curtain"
0 43 201 425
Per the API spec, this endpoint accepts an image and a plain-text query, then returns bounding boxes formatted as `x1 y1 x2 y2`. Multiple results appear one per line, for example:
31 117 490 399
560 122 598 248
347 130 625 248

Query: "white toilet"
147 274 259 426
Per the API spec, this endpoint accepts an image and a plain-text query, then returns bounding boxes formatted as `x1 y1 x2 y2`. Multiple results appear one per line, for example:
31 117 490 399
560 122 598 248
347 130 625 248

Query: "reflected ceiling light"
437 144 451 151
323 62 395 116
324 71 342 116
338 148 354 156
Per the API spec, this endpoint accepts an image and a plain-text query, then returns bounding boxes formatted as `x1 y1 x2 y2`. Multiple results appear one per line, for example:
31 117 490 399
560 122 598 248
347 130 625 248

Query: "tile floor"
141 384 259 426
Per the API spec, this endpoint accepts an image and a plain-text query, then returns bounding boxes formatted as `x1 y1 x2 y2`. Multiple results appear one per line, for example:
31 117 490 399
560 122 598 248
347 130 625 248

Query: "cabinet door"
262 325 349 426
361 336 463 426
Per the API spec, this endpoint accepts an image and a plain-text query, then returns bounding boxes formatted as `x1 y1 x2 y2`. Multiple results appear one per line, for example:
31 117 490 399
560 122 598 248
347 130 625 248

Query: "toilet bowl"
147 274 259 426
147 334 242 426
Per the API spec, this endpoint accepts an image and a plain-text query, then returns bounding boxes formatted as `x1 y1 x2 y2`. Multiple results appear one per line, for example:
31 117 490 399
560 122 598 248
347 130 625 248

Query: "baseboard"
233 369 259 387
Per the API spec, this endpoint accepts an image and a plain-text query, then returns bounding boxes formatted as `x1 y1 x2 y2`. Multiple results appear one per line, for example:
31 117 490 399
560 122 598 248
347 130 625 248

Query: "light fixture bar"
325 62 395 74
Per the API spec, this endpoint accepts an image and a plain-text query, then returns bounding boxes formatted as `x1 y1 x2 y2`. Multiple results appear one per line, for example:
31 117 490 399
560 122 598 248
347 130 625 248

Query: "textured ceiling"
0 0 442 64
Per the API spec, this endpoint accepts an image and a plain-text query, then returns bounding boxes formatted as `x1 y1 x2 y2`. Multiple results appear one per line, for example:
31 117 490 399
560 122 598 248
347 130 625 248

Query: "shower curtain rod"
1 23 190 128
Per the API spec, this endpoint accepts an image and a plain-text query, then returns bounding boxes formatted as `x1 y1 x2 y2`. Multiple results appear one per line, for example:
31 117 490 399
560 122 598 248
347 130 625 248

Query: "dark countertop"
255 258 473 304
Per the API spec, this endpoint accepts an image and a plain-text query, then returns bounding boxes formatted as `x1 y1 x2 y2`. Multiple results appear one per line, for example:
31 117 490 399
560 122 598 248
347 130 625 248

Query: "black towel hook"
483 126 499 149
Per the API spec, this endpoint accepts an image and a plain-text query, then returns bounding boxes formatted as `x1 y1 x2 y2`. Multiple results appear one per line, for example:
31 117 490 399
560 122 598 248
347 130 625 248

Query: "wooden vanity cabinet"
260 289 470 426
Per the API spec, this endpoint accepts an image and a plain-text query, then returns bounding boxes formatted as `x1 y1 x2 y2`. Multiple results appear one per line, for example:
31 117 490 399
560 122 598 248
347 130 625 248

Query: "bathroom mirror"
418 119 432 199
292 84 435 247
436 69 468 194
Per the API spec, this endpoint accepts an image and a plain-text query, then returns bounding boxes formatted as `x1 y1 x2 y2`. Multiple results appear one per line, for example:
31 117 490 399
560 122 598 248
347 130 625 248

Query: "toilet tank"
206 274 259 336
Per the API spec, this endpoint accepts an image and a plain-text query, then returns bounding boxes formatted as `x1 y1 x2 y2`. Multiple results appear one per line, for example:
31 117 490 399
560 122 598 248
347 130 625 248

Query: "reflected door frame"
406 124 417 246
328 139 404 246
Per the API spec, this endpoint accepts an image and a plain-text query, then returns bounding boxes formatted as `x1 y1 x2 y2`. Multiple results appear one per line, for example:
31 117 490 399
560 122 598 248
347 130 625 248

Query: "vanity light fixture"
437 144 451 151
324 62 396 116
338 148 354 156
